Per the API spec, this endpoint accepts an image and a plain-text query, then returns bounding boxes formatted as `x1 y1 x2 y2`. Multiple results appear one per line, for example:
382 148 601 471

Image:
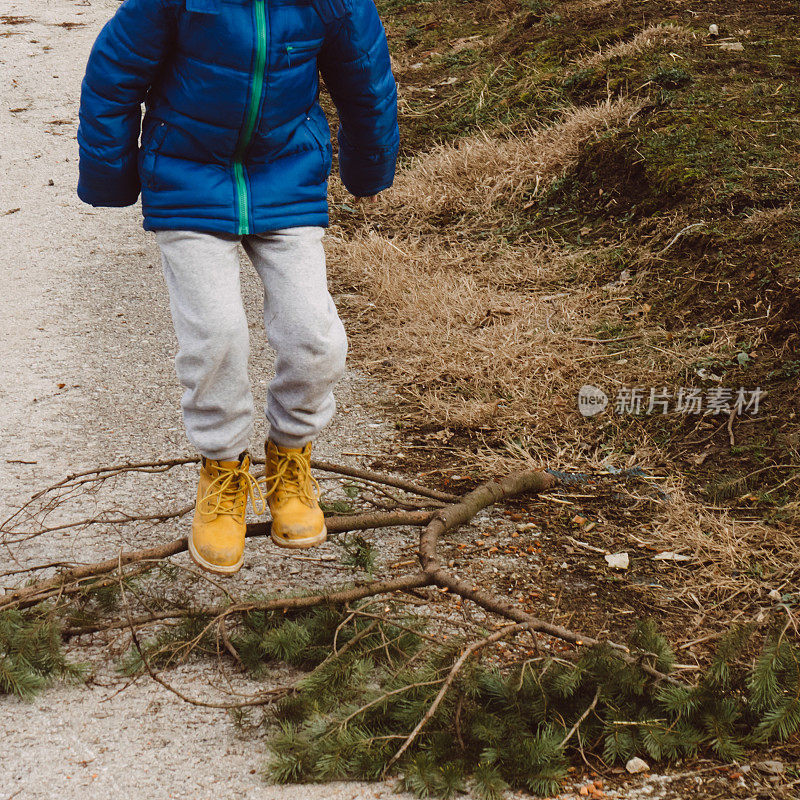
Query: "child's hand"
351 193 379 205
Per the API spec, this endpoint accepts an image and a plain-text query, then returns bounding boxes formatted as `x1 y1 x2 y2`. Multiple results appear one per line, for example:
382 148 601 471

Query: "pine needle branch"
382 622 530 778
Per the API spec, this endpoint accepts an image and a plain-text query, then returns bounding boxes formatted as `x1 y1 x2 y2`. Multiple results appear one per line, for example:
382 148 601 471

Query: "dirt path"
0 2 417 797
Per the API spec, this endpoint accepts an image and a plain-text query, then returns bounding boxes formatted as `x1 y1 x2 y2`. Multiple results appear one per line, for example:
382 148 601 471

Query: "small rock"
708 23 719 37
768 588 782 601
695 366 723 382
754 760 784 775
653 551 692 562
626 757 650 774
516 522 538 532
605 552 629 570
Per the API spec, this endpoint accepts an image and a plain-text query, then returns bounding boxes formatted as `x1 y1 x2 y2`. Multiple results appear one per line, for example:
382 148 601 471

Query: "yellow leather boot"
189 452 266 575
263 439 327 548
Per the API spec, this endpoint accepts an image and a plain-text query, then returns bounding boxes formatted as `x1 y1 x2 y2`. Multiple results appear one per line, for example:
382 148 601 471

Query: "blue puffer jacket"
77 0 399 234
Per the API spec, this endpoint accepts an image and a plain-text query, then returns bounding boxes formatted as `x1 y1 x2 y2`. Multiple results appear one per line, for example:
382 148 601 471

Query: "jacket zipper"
233 0 267 235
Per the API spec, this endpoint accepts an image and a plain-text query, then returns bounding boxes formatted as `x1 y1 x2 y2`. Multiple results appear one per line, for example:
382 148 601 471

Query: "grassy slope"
322 0 799 521
316 1 800 780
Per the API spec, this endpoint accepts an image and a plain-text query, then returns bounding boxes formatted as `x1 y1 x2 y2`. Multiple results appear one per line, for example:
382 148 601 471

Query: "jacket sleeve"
317 0 400 198
77 0 176 208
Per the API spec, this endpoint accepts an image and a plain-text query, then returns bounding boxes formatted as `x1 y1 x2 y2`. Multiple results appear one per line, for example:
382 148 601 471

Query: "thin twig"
311 459 459 502
657 222 706 254
559 688 601 748
116 557 293 709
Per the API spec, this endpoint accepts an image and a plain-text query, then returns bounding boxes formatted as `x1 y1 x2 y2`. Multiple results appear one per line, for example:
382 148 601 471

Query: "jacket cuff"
77 152 141 208
337 128 399 197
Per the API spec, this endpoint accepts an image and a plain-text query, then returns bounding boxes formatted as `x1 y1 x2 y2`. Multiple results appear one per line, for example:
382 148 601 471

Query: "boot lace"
261 448 321 508
199 458 268 517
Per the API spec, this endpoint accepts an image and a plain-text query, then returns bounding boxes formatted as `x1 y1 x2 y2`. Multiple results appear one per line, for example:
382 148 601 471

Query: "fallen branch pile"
1 459 797 797
2 464 675 679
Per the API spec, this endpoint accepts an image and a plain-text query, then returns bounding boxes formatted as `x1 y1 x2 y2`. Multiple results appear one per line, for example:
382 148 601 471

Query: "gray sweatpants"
156 227 348 460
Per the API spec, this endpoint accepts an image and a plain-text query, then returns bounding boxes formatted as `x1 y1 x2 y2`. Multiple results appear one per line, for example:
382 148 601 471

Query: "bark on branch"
5 465 683 689
1 509 434 611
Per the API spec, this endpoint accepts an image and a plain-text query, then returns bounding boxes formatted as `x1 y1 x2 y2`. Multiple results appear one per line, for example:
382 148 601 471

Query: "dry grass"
326 93 742 470
577 0 621 10
380 98 644 222
328 232 587 435
576 23 696 70
742 203 797 230
327 229 745 476
326 96 655 472
640 481 799 608
325 65 797 611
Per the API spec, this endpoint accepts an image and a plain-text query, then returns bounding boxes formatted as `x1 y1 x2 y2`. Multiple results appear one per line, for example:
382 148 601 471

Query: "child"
77 0 399 575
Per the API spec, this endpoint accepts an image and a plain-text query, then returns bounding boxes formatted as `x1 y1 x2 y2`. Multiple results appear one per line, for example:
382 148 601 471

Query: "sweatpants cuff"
267 429 315 449
198 446 250 462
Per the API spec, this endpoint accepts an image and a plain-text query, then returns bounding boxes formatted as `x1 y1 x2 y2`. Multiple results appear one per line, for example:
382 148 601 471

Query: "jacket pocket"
285 38 324 67
140 122 168 191
303 111 332 183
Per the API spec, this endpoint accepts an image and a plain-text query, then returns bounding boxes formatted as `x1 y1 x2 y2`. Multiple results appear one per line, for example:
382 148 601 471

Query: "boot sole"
271 523 328 549
188 535 244 576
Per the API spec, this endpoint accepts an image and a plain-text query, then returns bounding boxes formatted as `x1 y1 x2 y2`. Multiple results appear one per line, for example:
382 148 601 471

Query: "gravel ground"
0 6 777 800
0 2 420 797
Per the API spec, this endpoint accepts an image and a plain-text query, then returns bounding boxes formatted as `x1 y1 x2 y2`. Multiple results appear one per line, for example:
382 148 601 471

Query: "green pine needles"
237 609 800 799
336 534 378 576
118 612 218 676
2 588 797 797
0 608 86 700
